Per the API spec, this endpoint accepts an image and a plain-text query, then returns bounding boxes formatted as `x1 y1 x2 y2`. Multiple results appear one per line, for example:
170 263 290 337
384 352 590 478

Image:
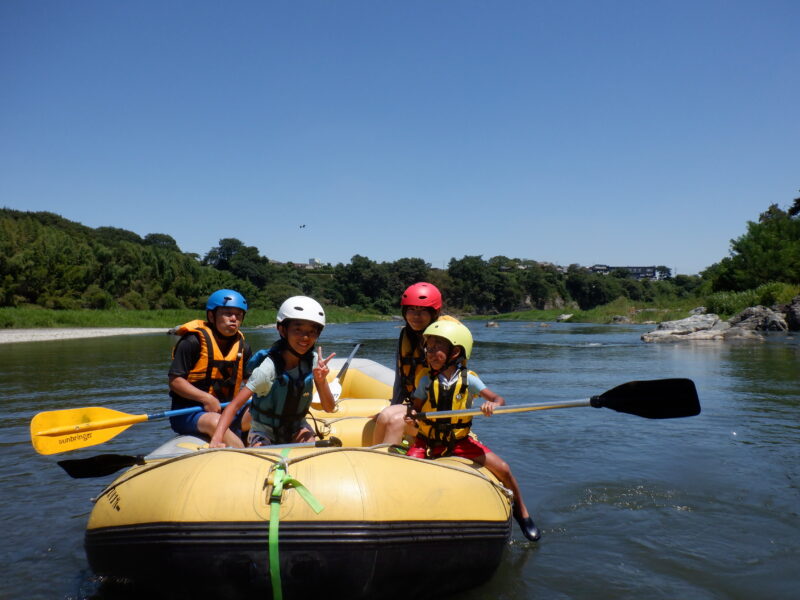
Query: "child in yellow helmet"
405 320 541 542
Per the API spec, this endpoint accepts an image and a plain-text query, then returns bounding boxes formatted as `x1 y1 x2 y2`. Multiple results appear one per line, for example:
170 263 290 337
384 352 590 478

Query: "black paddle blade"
58 454 145 479
316 436 343 448
590 378 700 419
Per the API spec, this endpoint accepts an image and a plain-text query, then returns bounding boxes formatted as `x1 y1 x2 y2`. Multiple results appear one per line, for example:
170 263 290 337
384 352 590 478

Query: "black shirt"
169 331 253 403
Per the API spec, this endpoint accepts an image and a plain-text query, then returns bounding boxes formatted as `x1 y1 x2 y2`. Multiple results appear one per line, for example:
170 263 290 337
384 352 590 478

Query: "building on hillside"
590 265 658 280
270 258 326 269
539 262 569 274
291 259 323 269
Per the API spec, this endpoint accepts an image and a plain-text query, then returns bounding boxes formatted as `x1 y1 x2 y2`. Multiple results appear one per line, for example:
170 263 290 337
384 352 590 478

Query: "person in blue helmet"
168 289 252 447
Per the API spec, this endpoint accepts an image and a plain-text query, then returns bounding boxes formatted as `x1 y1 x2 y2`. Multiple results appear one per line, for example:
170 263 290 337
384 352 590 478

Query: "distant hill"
1 207 713 314
0 207 244 310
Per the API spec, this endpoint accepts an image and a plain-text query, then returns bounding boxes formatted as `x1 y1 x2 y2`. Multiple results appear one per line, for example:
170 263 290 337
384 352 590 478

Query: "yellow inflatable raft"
84 359 513 599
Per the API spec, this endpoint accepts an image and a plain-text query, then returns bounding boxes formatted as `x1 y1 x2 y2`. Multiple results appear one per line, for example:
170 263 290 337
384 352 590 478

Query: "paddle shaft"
419 399 591 420
417 378 700 421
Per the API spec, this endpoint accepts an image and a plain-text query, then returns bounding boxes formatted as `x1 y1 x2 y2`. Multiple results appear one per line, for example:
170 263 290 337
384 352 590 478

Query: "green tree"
0 209 261 310
786 191 800 217
203 238 246 271
565 266 623 310
447 256 502 313
610 268 634 279
517 263 567 309
656 265 672 280
263 282 304 309
95 226 143 245
144 233 180 252
705 201 800 291
330 255 393 311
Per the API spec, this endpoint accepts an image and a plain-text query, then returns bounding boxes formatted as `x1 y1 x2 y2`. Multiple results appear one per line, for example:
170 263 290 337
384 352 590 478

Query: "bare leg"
197 412 245 448
373 404 418 445
480 452 541 541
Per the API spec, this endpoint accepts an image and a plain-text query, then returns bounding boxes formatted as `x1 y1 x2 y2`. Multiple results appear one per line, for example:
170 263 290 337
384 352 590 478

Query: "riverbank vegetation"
705 282 800 317
2 192 798 327
0 306 388 330
492 296 703 324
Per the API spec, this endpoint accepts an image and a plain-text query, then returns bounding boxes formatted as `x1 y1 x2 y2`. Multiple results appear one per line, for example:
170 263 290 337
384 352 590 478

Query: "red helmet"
400 282 442 310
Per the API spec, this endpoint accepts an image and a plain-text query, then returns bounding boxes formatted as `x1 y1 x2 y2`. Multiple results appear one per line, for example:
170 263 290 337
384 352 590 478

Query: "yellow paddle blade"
30 406 148 455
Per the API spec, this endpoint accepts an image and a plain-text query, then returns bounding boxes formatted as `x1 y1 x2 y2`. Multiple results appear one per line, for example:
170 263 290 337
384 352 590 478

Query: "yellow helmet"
423 320 473 360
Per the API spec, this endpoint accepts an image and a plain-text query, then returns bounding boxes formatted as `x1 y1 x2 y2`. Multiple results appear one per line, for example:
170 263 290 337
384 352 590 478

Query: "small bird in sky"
299 224 306 229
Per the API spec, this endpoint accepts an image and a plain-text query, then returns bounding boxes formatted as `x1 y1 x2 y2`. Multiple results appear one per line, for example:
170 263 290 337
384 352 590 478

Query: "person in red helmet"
372 282 457 445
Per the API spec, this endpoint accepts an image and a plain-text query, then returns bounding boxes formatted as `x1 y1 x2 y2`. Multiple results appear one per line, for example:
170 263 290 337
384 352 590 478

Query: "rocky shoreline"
641 297 800 342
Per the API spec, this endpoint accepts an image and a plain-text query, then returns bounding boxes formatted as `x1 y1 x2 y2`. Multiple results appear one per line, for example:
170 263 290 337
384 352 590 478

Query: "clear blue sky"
2 1 798 276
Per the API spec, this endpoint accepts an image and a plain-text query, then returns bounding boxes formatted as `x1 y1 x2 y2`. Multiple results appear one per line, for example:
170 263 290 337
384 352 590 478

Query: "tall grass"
570 297 701 323
705 282 800 318
491 296 702 324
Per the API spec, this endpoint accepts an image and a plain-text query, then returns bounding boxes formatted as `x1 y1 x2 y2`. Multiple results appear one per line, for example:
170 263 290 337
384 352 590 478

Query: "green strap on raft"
268 448 325 600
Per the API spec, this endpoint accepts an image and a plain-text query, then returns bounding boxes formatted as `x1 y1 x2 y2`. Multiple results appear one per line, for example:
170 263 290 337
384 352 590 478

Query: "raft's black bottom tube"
86 519 512 600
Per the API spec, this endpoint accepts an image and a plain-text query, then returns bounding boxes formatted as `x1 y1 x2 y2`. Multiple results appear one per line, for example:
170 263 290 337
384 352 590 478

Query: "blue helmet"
206 289 248 312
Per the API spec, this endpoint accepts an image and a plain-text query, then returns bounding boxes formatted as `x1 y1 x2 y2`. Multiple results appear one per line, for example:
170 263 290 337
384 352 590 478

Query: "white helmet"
277 296 326 328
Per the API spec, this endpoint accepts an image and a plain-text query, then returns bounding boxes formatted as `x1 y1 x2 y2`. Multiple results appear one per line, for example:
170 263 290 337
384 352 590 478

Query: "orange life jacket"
172 319 245 402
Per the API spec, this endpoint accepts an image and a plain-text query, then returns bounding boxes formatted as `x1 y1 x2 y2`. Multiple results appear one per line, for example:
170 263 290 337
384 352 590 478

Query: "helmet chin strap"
444 355 466 372
429 346 465 378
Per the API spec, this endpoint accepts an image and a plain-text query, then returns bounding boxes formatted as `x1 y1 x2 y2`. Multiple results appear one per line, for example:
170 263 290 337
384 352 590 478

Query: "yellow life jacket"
396 314 461 402
416 366 473 450
172 319 245 402
396 327 427 402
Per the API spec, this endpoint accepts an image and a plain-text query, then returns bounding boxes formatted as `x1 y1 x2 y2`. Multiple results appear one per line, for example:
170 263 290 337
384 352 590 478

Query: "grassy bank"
0 301 701 329
8 288 788 329
0 306 390 329
491 297 703 324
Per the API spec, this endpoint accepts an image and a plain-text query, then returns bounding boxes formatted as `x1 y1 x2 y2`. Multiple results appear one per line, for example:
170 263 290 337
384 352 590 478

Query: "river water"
2 321 799 599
